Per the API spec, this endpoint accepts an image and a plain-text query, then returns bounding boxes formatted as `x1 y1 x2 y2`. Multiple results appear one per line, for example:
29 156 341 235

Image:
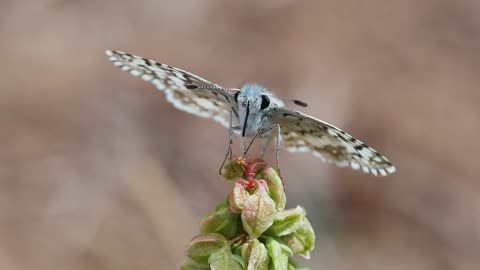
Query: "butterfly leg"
244 123 281 170
219 110 235 175
243 117 269 158
260 134 273 158
243 131 262 158
259 125 277 158
245 124 282 177
273 124 281 173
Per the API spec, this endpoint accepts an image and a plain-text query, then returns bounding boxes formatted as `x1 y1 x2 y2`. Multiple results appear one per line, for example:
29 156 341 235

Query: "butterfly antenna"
185 84 239 93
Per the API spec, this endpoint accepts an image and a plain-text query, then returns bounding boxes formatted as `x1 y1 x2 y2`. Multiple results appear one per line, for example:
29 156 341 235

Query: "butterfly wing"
273 107 396 176
106 50 234 127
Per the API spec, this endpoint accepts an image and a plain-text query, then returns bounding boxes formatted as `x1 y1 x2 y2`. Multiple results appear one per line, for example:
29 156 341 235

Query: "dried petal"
243 158 267 176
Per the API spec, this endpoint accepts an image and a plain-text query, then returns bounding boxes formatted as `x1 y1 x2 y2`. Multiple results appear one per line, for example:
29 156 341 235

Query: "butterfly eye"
260 95 270 110
234 91 240 103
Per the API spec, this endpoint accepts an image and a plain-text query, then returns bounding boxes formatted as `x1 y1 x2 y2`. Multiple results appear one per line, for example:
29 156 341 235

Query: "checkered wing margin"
106 50 234 127
273 107 396 176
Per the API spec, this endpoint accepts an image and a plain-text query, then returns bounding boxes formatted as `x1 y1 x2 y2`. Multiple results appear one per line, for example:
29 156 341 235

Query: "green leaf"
265 237 292 270
200 207 240 239
263 168 286 211
267 206 306 237
209 246 243 270
186 233 227 264
280 218 315 259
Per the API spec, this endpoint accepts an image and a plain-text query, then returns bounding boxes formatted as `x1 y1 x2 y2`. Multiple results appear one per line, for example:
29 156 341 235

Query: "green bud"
241 239 269 270
263 167 287 211
199 207 240 239
241 185 277 238
280 218 315 259
222 159 243 181
265 237 293 270
229 182 249 213
208 245 244 270
186 233 227 264
267 206 306 237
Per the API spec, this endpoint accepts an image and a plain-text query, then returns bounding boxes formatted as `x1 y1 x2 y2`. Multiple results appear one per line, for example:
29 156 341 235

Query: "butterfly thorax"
234 83 284 137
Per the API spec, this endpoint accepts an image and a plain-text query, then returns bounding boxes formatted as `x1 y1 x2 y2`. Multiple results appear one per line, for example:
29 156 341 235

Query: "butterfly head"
234 83 283 137
235 84 273 109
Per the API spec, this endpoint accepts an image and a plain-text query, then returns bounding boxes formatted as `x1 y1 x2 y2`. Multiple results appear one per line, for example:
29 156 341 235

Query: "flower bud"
208 245 244 270
265 237 293 270
222 159 244 181
267 206 306 237
229 182 249 213
241 184 277 238
280 218 315 259
241 239 269 270
263 167 287 211
186 233 227 264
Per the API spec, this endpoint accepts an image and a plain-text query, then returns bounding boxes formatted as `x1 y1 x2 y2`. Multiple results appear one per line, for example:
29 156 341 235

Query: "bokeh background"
2 0 480 269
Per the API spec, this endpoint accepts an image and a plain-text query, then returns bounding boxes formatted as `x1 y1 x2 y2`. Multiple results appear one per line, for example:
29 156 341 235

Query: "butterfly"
105 50 396 176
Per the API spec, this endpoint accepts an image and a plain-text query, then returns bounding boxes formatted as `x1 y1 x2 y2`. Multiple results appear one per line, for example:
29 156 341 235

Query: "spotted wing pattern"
106 50 234 127
273 107 396 176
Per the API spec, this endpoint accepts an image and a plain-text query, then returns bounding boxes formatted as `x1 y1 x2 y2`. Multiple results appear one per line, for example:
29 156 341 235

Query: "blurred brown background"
1 0 480 269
